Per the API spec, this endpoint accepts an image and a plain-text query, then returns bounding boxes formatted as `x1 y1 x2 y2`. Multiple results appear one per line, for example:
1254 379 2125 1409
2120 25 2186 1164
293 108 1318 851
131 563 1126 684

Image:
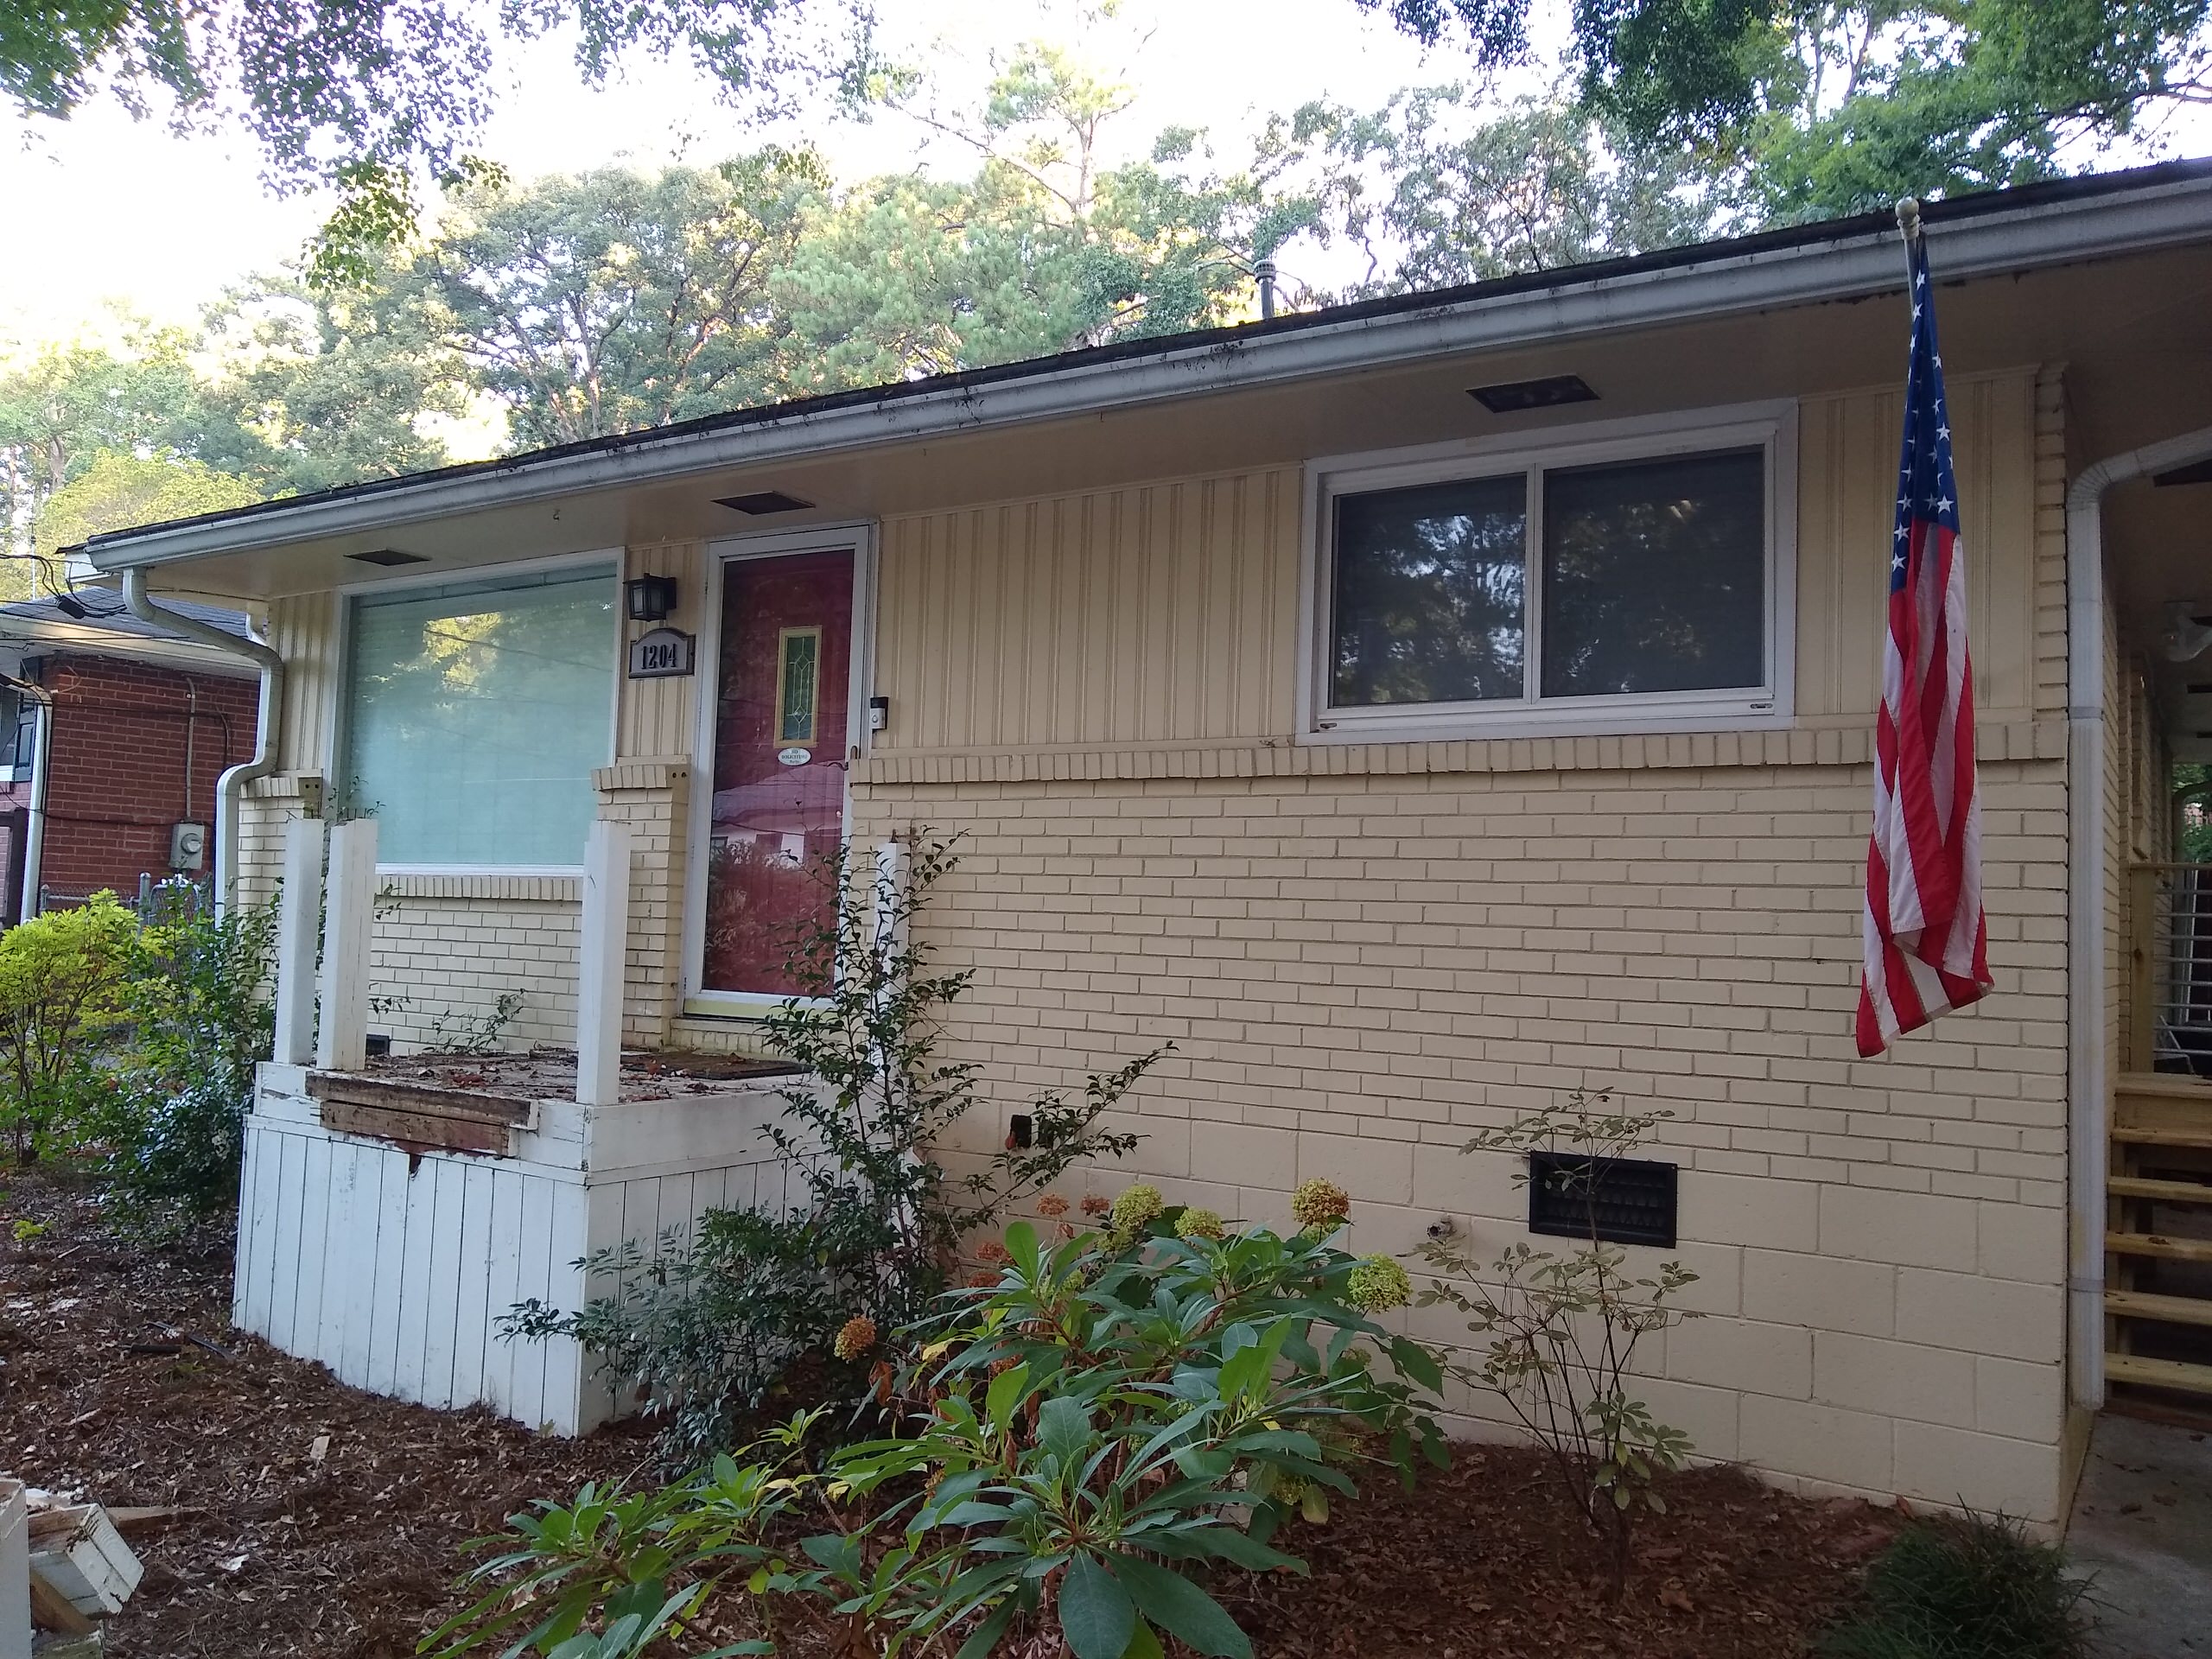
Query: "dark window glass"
1540 448 1765 698
1331 474 1528 708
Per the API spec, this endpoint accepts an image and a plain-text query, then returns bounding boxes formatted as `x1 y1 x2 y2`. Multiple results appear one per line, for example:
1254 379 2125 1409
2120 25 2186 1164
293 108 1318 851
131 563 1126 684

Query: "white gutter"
16 691 50 922
2064 423 2212 1413
122 570 284 918
84 171 2212 575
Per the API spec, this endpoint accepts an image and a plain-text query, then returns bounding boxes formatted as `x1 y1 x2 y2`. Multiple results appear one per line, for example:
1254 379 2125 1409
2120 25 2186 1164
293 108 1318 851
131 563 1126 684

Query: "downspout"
16 686 50 921
122 569 284 918
2064 422 2212 1413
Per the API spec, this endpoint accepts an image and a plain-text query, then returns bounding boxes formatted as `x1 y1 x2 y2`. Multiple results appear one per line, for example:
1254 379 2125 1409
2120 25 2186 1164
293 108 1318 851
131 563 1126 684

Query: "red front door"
700 549 855 996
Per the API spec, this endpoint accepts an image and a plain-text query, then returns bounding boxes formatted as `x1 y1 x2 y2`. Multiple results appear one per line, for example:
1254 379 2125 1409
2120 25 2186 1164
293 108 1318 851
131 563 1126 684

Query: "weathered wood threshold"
307 1072 537 1157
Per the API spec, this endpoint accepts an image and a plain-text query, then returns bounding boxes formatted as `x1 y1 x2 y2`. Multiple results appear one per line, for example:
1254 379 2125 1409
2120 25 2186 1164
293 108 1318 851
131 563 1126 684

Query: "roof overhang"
79 163 2212 578
0 614 263 677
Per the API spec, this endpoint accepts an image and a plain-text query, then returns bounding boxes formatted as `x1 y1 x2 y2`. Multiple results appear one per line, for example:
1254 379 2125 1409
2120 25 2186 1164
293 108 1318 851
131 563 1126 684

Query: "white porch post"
273 817 327 1066
576 819 633 1107
316 818 377 1071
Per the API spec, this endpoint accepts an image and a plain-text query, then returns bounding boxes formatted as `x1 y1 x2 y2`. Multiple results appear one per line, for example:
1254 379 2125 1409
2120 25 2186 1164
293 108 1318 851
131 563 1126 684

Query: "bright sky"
3 0 2206 355
0 0 1485 346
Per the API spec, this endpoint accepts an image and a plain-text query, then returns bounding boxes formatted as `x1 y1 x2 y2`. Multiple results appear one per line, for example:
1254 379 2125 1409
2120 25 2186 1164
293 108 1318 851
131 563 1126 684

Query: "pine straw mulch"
3 1165 1904 1658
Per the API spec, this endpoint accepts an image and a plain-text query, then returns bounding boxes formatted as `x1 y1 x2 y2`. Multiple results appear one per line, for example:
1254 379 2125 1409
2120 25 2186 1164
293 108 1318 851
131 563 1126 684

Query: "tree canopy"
5 2 2209 594
1360 0 2212 219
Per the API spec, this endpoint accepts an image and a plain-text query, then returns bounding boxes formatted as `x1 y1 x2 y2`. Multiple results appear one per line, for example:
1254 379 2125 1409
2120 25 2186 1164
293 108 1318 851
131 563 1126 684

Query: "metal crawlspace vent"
1527 1152 1678 1248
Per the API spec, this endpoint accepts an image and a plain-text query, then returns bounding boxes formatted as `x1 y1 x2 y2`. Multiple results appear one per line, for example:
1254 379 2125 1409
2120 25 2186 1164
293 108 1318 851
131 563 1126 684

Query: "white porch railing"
269 814 634 1102
2127 861 2212 1075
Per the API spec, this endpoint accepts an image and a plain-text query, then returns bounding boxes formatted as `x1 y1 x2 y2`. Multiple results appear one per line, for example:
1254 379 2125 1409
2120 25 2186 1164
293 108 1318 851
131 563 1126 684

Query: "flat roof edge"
85 165 2212 572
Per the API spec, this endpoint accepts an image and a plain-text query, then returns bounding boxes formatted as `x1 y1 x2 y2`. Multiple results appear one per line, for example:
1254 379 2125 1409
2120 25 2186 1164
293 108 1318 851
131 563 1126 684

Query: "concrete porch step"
2110 1174 2212 1204
2106 1353 2212 1397
2107 1288 2212 1329
2108 1230 2212 1264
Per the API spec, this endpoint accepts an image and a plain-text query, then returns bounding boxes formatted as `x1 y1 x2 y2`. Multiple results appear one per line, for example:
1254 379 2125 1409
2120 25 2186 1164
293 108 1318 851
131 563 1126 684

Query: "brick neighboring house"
0 594 261 923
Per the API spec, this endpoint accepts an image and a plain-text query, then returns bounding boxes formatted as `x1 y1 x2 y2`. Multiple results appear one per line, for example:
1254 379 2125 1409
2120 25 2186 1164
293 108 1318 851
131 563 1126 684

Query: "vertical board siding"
1795 366 2040 722
875 469 1303 752
236 1101 790 1434
616 541 707 761
872 374 2043 753
268 591 342 775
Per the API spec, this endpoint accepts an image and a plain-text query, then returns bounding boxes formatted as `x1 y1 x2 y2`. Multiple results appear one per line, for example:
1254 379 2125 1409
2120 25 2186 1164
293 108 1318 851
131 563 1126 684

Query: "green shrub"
832 1204 1449 1657
434 1198 1449 1659
508 834 1160 1463
97 889 276 1216
1416 1089 1703 1592
0 894 136 1164
1818 1513 2093 1659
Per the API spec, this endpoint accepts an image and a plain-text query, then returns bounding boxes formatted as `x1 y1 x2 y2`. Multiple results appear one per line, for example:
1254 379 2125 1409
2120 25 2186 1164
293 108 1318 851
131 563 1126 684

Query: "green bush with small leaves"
1817 1513 2093 1659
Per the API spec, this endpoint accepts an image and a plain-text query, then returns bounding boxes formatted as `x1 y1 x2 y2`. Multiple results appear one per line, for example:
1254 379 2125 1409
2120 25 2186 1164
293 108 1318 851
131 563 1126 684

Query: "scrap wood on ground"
5 1167 1903 1657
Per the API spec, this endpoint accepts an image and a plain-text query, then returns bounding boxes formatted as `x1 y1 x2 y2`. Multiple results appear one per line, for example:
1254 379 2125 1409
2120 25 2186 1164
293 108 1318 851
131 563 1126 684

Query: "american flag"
1855 224 1993 1057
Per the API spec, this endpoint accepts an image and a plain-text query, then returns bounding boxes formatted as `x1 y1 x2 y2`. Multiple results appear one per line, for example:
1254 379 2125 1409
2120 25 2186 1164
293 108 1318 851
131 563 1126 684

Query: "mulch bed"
2 1167 645 1658
1225 1451 1900 1657
3 1166 1903 1657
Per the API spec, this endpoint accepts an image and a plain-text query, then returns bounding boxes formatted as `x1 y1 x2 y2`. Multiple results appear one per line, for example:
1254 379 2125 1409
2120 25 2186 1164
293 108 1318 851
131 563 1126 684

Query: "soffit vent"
716 490 816 515
1467 373 1599 415
346 548 430 567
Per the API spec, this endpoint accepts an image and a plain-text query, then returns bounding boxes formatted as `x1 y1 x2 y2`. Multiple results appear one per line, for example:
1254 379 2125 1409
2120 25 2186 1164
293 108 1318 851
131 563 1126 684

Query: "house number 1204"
627 626 696 678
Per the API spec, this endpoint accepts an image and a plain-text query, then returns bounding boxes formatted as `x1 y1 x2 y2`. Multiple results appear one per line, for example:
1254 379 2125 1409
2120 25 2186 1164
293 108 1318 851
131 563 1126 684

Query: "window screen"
1332 474 1528 708
1541 448 1765 698
341 567 616 867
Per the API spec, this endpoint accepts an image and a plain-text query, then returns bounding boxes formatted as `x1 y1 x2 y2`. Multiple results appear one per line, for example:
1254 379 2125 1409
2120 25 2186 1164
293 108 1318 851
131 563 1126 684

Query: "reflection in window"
1325 443 1768 716
341 569 615 866
1332 474 1528 707
1541 448 1765 697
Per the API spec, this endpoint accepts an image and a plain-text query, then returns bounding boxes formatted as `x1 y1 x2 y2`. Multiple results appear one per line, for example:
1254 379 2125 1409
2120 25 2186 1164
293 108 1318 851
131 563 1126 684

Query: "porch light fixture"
1467 373 1598 414
346 548 430 567
625 574 679 622
715 489 815 515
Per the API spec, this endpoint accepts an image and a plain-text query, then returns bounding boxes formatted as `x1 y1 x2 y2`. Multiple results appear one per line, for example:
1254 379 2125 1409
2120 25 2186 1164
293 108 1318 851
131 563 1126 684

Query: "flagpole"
1896 196 1923 263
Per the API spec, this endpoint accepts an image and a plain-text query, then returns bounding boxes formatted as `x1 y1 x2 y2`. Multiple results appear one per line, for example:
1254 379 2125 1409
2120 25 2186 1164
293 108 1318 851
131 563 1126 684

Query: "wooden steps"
2106 1353 2212 1397
2109 1173 2212 1203
2107 1230 2212 1264
2112 1124 2212 1151
2106 1289 2212 1328
2104 1067 2212 1398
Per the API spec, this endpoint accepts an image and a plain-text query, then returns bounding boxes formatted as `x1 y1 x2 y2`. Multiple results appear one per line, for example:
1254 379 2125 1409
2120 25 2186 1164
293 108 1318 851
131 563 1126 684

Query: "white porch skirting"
232 1061 793 1435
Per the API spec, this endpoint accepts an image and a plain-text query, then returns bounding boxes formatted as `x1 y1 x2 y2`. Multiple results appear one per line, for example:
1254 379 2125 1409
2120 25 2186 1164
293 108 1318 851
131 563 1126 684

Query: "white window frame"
1297 400 1798 743
680 521 879 1021
331 549 622 877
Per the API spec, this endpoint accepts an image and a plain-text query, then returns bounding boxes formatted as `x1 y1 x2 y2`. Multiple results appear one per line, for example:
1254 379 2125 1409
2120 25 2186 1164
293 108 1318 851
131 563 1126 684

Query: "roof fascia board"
86 175 2212 574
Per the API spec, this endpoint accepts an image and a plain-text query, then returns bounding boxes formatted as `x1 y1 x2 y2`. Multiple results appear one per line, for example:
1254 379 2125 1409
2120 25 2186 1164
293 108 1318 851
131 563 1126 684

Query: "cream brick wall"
368 874 582 1052
849 747 2075 1518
